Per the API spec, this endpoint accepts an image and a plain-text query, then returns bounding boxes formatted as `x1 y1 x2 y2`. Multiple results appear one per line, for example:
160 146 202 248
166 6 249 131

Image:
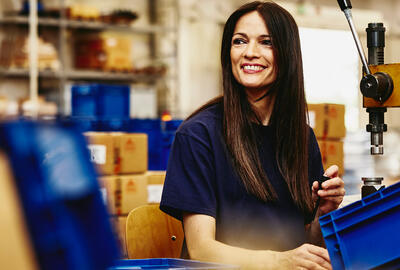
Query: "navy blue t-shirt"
160 103 324 251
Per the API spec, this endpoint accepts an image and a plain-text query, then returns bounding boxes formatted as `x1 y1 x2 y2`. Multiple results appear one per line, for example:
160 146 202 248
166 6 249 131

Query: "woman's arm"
183 213 332 270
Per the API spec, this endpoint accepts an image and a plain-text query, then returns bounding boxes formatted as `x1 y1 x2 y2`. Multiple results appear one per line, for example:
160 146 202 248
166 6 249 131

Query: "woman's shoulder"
177 103 223 138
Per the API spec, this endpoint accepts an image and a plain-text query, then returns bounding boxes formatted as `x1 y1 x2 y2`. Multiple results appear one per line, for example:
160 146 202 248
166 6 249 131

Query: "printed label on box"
147 184 163 203
308 111 316 129
88 144 106 164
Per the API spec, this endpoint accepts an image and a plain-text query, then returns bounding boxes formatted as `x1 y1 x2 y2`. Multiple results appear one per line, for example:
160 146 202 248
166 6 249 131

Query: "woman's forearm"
188 238 282 270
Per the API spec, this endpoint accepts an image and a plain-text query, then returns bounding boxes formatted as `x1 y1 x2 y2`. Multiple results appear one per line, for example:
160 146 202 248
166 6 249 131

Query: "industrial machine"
337 0 400 197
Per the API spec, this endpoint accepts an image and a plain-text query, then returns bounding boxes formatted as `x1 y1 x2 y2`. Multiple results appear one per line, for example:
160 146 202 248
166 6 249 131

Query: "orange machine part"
363 63 400 108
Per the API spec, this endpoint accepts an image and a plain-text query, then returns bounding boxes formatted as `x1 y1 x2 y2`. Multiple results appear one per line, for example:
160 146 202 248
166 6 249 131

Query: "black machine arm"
337 0 394 155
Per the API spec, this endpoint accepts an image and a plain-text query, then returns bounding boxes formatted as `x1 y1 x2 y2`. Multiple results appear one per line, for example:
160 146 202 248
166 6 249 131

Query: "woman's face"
230 11 277 96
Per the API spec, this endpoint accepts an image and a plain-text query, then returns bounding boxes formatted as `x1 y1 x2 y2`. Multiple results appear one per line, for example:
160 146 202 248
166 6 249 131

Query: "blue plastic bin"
60 116 99 132
128 118 182 170
71 84 130 119
97 84 130 118
109 258 239 269
160 120 182 170
163 119 183 132
71 84 98 117
129 119 163 170
319 181 400 270
97 118 130 132
0 121 119 269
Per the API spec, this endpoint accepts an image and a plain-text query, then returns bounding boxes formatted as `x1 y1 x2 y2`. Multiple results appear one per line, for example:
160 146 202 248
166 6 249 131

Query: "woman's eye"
261 39 272 46
232 38 246 45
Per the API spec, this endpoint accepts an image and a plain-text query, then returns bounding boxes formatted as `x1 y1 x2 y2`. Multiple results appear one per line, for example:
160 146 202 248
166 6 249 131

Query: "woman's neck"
247 90 275 126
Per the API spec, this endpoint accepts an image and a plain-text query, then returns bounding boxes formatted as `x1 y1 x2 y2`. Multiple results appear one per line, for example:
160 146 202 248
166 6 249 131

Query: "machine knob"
360 72 393 102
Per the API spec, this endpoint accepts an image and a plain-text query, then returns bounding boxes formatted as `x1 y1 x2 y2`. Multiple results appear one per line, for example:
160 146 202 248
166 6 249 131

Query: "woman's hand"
312 165 345 216
280 243 332 270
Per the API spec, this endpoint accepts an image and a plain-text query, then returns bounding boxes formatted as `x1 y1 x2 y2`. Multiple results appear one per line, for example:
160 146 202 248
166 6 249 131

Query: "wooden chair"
125 204 184 259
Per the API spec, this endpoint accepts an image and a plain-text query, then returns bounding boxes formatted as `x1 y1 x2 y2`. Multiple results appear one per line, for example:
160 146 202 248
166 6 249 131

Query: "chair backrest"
126 204 184 259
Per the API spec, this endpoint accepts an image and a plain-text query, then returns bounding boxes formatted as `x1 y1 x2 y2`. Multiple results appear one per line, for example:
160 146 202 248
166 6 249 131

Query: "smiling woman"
160 1 345 269
230 11 277 99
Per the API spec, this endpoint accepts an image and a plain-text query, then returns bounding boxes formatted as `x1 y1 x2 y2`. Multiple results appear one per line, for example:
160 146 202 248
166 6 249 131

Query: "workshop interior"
0 0 400 269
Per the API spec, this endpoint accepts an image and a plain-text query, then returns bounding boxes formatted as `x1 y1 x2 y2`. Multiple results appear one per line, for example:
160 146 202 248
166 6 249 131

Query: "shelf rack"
0 68 169 82
0 16 177 34
0 0 179 115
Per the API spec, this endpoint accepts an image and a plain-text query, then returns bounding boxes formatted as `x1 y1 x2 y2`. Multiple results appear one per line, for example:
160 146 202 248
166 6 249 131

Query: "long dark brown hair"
189 1 312 218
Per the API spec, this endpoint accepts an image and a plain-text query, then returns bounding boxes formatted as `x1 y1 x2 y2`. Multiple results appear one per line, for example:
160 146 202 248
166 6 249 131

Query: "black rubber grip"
311 175 331 221
337 0 352 11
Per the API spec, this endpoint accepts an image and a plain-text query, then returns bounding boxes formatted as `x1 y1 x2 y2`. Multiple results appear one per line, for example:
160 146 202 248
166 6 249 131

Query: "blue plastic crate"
129 119 163 170
97 84 130 118
71 84 130 118
71 84 99 117
163 119 183 132
0 121 119 269
109 259 239 269
319 181 400 270
160 131 175 170
60 116 99 132
97 118 130 132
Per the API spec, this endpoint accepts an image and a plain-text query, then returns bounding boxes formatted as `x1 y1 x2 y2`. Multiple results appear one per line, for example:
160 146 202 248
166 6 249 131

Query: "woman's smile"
241 63 266 73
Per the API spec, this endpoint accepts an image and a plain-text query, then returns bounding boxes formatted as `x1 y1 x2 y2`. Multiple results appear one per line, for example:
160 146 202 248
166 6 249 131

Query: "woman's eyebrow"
232 32 248 38
232 33 271 38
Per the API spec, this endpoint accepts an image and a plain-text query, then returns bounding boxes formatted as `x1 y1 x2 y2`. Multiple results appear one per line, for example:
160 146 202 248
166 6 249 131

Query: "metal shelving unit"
0 0 179 115
0 67 169 82
0 16 177 33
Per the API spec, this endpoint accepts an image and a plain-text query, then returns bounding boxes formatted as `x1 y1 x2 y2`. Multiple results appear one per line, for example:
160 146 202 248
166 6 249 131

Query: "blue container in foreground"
319 181 400 270
109 258 239 269
0 121 119 270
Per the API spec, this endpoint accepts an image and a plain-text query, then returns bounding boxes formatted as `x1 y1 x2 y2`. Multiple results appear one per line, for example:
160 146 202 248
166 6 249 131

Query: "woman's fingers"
318 188 345 197
292 244 332 270
324 165 339 178
306 243 331 263
306 247 332 270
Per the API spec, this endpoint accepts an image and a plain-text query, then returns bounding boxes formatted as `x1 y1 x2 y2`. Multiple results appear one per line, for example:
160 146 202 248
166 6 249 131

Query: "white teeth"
243 65 264 71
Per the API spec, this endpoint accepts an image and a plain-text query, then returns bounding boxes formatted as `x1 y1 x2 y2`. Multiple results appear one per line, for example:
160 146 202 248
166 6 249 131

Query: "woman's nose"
244 41 260 59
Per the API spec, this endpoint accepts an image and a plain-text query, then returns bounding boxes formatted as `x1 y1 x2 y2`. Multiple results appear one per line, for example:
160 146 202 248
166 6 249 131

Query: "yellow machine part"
363 63 400 108
0 151 38 269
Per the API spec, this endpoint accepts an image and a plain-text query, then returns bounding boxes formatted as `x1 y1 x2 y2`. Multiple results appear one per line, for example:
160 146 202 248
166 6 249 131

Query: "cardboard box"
114 133 148 174
102 33 133 71
317 139 344 176
85 132 116 175
85 132 148 175
308 103 346 139
99 174 148 215
146 171 166 204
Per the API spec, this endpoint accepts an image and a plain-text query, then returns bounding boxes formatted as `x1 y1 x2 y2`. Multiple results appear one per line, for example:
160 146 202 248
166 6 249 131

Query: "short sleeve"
160 131 217 221
308 128 325 186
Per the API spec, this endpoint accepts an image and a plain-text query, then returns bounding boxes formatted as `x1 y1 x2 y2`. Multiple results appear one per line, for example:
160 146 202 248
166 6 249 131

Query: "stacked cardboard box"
84 132 167 257
308 104 346 176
